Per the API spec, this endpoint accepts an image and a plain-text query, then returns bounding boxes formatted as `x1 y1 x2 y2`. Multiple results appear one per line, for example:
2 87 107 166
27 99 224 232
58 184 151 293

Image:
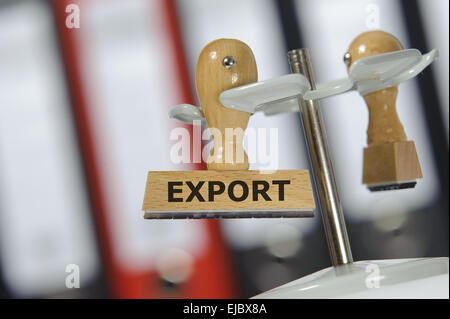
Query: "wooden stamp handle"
346 31 422 189
346 30 407 146
196 39 257 171
363 86 407 146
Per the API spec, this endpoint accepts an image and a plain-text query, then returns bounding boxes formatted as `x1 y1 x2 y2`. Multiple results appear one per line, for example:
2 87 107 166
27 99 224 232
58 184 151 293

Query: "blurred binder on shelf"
52 0 236 298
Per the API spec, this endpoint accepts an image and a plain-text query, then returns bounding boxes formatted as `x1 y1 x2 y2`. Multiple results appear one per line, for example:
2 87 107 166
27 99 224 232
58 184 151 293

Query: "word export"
168 180 290 202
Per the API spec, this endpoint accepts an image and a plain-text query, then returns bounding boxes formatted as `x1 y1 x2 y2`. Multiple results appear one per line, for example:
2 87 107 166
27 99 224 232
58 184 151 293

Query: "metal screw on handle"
288 49 353 266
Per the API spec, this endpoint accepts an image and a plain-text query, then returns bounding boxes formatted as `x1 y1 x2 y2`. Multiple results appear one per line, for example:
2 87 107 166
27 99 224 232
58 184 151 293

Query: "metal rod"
288 48 353 266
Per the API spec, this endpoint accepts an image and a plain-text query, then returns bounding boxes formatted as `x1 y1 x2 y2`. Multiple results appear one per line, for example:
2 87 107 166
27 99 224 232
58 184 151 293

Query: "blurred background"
0 0 447 298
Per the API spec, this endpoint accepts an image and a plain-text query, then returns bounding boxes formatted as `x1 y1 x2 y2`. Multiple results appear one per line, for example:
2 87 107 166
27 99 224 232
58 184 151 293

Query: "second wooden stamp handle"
346 30 422 190
363 86 407 146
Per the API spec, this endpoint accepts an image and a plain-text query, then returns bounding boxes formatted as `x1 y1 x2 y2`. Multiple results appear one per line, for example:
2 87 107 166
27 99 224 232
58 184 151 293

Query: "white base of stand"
254 257 449 299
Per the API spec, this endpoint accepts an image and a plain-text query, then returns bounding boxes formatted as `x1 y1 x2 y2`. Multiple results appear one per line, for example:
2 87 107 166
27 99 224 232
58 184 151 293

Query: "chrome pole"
288 49 353 266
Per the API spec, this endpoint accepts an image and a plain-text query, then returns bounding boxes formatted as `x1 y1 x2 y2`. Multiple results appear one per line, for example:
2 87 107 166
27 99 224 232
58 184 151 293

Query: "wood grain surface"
363 141 423 185
143 170 315 217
